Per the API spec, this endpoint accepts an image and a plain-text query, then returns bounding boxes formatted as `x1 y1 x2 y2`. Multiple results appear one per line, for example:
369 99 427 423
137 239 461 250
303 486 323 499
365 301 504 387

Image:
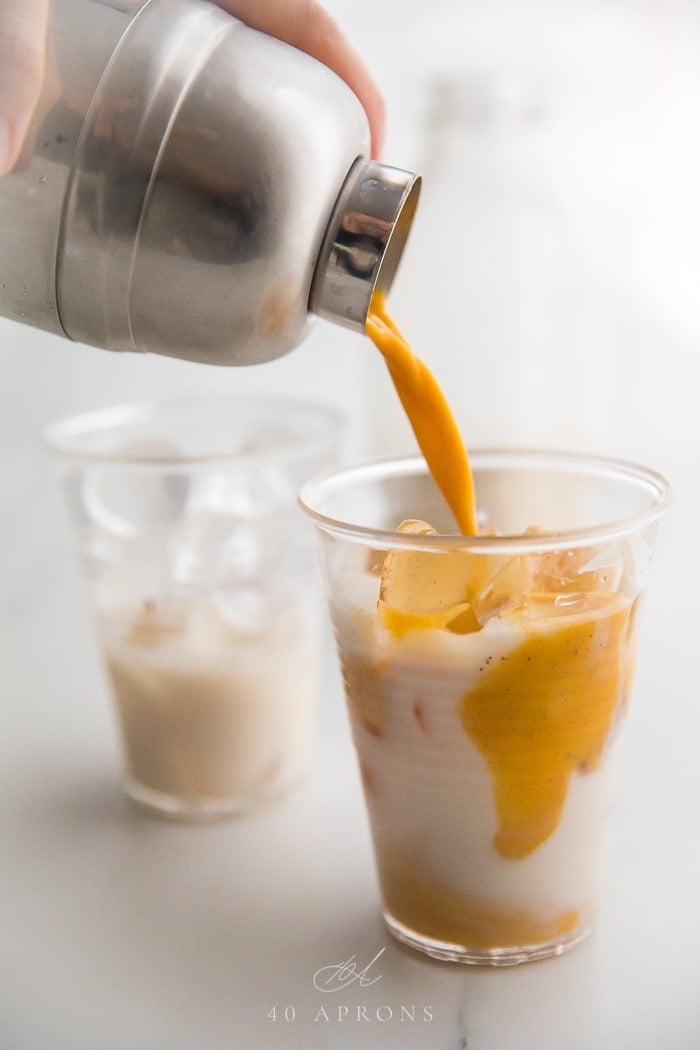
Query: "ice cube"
213 585 270 636
167 463 306 595
76 441 187 545
531 544 622 597
379 520 475 613
169 509 263 590
473 553 533 621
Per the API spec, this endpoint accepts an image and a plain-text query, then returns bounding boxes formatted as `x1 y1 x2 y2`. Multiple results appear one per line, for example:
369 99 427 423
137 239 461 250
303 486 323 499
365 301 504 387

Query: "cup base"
383 911 592 966
123 772 306 822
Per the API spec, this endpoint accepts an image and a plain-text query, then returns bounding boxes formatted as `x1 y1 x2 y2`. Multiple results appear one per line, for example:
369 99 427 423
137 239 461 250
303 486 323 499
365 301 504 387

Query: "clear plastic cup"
47 395 343 819
300 449 671 964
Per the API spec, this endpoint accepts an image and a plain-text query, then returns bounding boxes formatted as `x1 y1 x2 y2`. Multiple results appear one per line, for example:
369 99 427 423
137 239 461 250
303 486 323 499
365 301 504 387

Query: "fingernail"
0 115 12 174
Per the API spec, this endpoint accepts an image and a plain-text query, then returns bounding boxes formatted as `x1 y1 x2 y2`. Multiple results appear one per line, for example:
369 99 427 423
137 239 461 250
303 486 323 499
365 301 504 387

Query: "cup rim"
44 394 344 470
298 448 673 552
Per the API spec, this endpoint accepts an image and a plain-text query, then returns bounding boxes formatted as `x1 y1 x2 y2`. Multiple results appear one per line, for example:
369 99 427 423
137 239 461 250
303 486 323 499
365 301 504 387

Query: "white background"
2 1 700 1047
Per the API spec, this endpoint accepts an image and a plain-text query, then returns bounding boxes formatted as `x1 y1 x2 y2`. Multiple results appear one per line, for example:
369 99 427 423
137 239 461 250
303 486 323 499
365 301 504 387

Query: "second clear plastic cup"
47 395 343 819
300 449 671 964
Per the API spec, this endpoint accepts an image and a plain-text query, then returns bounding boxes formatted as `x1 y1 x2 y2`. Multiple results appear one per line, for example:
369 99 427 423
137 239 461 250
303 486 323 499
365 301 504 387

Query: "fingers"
219 0 385 158
0 0 384 175
0 0 50 174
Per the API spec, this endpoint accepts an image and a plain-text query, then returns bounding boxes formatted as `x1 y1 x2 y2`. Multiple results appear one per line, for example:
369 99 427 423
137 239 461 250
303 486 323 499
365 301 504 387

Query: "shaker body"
0 0 419 364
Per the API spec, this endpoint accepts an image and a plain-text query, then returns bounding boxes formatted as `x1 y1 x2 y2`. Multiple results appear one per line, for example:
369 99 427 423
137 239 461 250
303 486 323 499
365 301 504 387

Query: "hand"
0 0 50 174
0 0 385 177
219 1 385 158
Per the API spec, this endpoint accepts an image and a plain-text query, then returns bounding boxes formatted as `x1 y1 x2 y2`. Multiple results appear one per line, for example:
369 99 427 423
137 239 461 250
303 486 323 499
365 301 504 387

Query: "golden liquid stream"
365 291 478 536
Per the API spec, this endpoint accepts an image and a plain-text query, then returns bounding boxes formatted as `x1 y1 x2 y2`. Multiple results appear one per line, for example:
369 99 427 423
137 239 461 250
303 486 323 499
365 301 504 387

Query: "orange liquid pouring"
365 291 478 536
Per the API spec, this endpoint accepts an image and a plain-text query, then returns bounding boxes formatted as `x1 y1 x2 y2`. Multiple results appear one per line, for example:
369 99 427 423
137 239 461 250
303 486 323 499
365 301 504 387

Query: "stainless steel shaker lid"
309 159 421 331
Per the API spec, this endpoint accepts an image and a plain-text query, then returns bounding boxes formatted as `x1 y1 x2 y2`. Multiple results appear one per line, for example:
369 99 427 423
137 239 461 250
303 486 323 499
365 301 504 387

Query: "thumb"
0 0 50 175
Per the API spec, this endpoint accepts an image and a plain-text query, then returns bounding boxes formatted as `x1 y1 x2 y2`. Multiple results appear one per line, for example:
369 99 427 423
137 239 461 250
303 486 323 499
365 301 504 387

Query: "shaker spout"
309 158 421 331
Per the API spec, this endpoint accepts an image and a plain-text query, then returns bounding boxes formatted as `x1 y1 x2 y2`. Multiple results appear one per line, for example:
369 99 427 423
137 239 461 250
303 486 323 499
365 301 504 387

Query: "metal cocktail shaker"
0 0 420 364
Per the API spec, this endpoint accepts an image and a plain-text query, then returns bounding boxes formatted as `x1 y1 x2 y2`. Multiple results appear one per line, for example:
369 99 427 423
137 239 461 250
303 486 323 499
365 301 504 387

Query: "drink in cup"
47 396 341 818
300 450 670 963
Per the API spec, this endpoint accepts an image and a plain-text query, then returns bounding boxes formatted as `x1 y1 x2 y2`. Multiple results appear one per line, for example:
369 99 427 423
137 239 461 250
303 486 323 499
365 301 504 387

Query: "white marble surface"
2 2 700 1047
1 429 699 1049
